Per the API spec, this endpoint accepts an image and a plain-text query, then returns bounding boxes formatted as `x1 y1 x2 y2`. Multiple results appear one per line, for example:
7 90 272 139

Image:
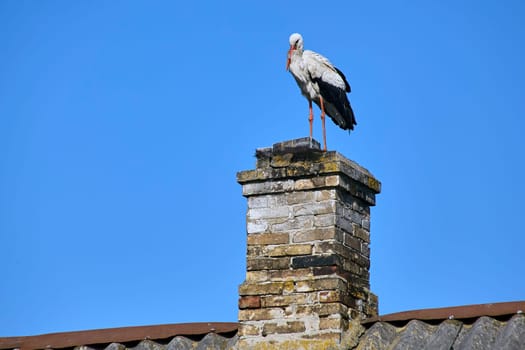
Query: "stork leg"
308 100 314 143
320 96 327 151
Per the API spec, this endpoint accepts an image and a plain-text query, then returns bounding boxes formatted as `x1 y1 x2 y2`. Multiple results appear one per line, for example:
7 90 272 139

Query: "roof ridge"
363 300 525 325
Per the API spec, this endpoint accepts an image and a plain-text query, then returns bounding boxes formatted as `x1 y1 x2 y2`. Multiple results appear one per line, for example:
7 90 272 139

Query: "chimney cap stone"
237 138 381 195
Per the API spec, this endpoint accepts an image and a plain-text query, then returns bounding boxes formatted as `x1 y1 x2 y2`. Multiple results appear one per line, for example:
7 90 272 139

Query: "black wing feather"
334 67 351 93
314 77 356 130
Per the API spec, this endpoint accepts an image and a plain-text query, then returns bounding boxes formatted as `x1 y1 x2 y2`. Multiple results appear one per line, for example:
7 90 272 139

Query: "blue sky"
1 1 524 337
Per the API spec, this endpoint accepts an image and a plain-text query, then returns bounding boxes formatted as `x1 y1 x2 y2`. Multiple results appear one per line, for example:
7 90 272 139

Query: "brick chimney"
236 138 381 349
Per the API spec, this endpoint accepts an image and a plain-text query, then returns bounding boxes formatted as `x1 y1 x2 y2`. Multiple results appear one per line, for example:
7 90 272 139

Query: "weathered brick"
352 224 370 243
262 321 306 335
292 227 339 243
262 216 289 226
239 281 285 295
313 266 338 277
248 196 268 208
247 193 289 208
271 216 314 232
361 269 370 281
315 189 336 201
261 293 314 307
348 211 365 225
237 169 259 183
247 245 263 256
343 234 363 252
283 280 294 294
336 216 354 234
271 153 293 168
341 268 363 283
313 265 358 283
266 244 312 257
325 175 339 186
368 293 379 317
343 272 370 290
286 191 314 205
314 213 336 227
313 241 346 257
319 316 347 330
347 284 371 301
239 307 284 321
295 277 346 293
269 194 289 206
314 241 367 268
269 268 312 281
362 218 370 230
339 177 366 203
239 296 261 309
296 303 348 317
270 137 316 152
237 323 260 336
242 179 294 196
247 233 289 245
361 242 370 257
367 176 381 193
301 331 342 343
294 178 315 190
319 290 342 303
247 257 289 271
246 220 268 234
286 166 315 178
318 160 340 173
351 197 370 215
291 255 341 269
362 301 378 318
293 200 335 216
248 206 289 219
255 155 270 169
245 271 269 282
341 251 370 269
344 261 364 276
312 176 328 187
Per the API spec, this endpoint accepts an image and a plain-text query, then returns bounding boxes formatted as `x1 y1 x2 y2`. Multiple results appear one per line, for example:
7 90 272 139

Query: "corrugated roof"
358 301 525 350
1 302 524 350
357 315 525 350
363 300 525 325
0 323 238 350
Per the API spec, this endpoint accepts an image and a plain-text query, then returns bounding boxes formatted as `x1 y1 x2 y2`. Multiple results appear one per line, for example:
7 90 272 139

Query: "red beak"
286 45 293 71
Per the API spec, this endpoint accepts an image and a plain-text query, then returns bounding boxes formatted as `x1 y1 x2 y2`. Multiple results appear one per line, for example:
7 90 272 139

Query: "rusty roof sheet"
0 322 238 350
363 300 525 325
1 301 524 350
358 301 525 350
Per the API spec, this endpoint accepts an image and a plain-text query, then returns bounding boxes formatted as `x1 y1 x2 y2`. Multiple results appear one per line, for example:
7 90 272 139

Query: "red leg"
308 100 314 140
320 97 327 151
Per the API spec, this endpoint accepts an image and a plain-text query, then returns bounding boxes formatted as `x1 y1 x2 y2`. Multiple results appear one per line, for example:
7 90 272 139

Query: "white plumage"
286 33 356 151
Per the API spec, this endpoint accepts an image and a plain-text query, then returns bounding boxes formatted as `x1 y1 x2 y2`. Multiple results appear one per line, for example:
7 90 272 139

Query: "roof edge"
0 322 238 350
363 300 525 325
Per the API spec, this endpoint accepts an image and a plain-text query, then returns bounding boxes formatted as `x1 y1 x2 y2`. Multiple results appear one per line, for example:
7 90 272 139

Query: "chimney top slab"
237 138 381 196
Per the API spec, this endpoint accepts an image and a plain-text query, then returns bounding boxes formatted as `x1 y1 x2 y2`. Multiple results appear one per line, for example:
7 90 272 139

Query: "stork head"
286 33 304 71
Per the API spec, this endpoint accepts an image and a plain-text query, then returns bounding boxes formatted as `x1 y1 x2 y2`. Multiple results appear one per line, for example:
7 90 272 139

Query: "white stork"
286 33 356 151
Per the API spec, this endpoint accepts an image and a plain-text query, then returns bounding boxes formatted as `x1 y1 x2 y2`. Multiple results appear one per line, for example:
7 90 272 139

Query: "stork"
286 33 356 151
